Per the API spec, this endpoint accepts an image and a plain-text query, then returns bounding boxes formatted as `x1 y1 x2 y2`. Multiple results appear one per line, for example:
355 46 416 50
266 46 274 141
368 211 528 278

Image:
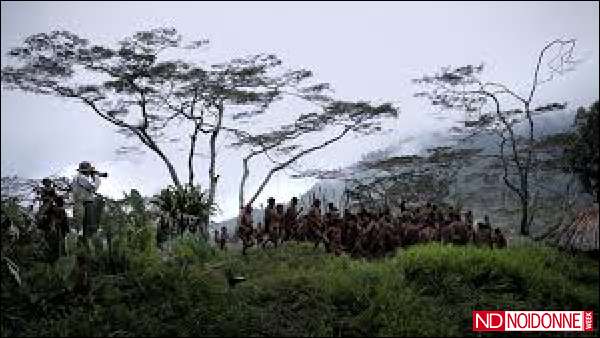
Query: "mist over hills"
215 108 593 236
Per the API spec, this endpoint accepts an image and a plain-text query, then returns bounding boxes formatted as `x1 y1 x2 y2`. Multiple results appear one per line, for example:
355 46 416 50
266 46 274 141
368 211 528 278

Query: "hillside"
2 240 598 336
214 110 596 237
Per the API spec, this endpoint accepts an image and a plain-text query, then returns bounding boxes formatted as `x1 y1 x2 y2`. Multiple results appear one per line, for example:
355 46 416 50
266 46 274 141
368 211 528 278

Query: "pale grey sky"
1 1 598 221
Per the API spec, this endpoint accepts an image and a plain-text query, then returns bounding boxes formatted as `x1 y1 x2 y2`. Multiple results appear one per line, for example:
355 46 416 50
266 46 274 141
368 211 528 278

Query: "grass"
2 240 598 337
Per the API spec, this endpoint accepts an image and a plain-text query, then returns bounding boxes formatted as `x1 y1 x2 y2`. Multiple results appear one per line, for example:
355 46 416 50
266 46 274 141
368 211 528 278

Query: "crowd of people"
24 161 106 262
28 160 508 261
237 196 507 257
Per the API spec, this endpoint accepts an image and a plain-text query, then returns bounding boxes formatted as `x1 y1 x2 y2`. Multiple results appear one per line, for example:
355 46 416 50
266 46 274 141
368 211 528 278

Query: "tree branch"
247 126 352 206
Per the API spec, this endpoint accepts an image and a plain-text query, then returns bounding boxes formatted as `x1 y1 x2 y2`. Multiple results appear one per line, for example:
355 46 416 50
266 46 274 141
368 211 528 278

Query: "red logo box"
473 311 595 332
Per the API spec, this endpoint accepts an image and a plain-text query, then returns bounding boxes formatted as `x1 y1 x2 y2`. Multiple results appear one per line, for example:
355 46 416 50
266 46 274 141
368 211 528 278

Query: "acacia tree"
232 100 399 208
413 39 577 235
0 28 215 189
162 55 328 215
231 128 299 209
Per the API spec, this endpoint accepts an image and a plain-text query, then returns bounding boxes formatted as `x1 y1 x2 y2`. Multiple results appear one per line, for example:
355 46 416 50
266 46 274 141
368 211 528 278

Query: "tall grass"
2 241 598 337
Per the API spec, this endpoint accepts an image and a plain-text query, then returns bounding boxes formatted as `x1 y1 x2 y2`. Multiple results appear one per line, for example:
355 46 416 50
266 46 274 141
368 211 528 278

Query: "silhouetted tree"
231 100 399 208
413 39 577 235
162 53 330 217
1 28 211 189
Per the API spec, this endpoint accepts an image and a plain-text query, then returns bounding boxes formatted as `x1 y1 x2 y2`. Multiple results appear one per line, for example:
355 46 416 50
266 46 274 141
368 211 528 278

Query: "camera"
94 171 109 178
88 169 108 178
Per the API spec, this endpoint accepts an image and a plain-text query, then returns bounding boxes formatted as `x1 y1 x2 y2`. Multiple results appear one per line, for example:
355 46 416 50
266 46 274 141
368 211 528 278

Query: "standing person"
238 204 255 255
50 195 69 261
262 197 277 248
255 222 264 247
213 228 220 247
284 197 300 242
34 178 68 262
465 210 474 228
35 178 56 232
475 215 493 249
269 204 285 247
72 161 106 253
326 218 343 256
307 199 323 249
492 228 507 249
324 203 340 253
220 226 228 250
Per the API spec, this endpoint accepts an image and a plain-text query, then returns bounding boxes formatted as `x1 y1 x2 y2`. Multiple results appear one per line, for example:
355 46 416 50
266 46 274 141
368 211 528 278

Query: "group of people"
237 197 507 257
213 226 228 251
31 160 509 262
33 178 70 261
33 161 106 261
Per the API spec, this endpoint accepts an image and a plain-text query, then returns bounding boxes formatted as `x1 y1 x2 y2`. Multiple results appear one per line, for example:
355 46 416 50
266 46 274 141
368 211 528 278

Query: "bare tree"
413 39 577 235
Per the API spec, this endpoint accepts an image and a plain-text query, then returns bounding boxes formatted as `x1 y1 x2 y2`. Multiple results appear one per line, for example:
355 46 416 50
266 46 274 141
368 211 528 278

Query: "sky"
1 1 598 222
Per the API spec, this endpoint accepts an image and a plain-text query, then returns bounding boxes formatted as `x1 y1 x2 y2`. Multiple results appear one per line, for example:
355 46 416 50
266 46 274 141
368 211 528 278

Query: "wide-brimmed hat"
78 161 93 172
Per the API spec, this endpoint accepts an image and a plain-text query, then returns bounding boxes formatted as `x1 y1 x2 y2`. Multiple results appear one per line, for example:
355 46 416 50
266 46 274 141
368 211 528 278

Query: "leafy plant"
151 184 215 218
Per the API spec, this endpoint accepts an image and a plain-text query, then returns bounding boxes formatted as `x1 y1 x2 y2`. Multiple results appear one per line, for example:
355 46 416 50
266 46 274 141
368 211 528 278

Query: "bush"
167 233 218 266
1 241 598 337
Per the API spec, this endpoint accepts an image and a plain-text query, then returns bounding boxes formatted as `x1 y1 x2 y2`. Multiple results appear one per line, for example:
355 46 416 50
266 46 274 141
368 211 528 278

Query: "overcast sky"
1 1 598 221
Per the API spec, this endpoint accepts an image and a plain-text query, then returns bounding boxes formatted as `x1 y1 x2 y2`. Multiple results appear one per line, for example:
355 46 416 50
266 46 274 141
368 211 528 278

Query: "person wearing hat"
72 161 104 242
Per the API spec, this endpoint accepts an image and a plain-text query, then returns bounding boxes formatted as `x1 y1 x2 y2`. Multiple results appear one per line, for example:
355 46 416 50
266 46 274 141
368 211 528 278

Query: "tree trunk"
207 101 224 224
188 122 201 187
148 141 181 189
520 196 529 236
239 149 265 210
239 156 250 210
520 173 530 236
248 169 276 208
522 104 534 236
83 99 182 189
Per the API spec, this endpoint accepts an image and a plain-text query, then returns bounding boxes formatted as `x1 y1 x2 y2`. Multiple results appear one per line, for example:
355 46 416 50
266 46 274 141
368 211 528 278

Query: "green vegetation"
534 100 599 202
567 101 599 201
2 238 598 337
151 185 214 219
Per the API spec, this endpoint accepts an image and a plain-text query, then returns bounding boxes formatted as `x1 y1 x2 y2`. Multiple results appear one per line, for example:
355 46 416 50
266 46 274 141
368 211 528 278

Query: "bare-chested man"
238 204 254 255
270 204 285 247
284 197 301 242
306 199 323 249
492 228 507 249
262 197 278 248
